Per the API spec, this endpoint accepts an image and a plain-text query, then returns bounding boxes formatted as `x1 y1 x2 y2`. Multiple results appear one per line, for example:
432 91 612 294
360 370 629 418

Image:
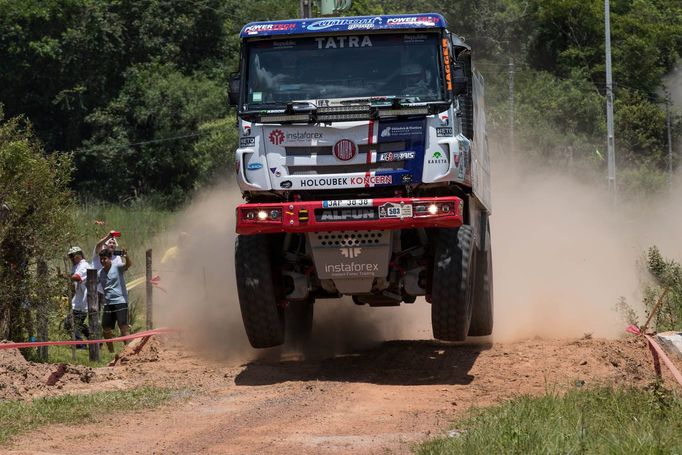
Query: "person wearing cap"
92 232 123 311
97 247 132 353
66 246 92 347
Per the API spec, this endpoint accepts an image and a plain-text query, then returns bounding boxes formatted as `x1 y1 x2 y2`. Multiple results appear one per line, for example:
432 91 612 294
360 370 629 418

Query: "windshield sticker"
315 36 372 49
404 34 429 44
273 40 296 49
306 17 383 31
322 199 373 208
252 92 262 102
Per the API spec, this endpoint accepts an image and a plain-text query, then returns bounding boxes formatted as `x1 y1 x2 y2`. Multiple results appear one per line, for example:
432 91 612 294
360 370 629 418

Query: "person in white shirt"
66 246 91 347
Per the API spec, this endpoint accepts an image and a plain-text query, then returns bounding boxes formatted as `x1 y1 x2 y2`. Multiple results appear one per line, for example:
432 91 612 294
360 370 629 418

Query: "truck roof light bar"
260 113 312 123
317 113 371 122
378 107 429 118
318 105 370 113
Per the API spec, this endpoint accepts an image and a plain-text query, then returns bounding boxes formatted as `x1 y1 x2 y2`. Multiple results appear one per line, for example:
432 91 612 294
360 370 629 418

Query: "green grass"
26 344 118 367
416 385 682 455
0 387 177 445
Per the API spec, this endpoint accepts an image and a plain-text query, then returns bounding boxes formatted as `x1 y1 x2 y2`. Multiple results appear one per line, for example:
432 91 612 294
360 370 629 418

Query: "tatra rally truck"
229 13 493 348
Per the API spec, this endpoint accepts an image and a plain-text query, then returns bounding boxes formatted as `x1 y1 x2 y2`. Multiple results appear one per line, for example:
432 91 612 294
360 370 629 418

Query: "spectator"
92 232 123 310
66 246 91 348
160 231 191 265
97 247 132 353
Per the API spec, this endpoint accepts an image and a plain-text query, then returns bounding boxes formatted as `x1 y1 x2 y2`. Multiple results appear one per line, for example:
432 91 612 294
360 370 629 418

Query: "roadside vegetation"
416 385 682 454
0 387 177 444
0 0 679 373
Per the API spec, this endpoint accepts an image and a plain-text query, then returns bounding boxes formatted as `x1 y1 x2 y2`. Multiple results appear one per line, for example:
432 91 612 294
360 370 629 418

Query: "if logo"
339 247 362 258
269 129 285 145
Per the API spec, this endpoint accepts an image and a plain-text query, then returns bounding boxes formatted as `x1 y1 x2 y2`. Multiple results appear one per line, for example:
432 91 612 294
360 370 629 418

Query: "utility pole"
300 0 312 18
605 0 617 202
508 59 515 155
666 91 674 189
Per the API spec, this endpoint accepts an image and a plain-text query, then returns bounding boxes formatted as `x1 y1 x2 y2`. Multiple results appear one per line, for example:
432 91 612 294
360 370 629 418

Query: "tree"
76 63 229 208
0 110 74 341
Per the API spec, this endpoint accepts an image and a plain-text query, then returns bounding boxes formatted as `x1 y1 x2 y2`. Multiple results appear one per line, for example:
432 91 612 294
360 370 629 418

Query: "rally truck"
229 13 492 348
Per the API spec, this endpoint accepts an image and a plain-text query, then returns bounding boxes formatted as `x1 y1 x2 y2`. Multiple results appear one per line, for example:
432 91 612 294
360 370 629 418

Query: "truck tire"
431 226 476 341
468 224 493 336
286 298 314 342
235 234 285 348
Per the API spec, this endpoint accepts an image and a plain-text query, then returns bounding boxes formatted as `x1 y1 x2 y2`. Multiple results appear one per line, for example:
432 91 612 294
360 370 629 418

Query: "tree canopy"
0 0 680 205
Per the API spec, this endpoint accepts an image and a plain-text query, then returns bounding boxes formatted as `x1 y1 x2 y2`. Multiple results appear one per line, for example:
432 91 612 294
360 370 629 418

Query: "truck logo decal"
339 247 362 259
280 180 292 189
378 151 416 162
380 124 423 138
333 139 357 161
316 208 377 221
239 137 255 147
315 36 372 49
247 163 263 170
269 129 285 145
349 175 392 185
436 127 453 137
306 17 382 31
324 262 379 275
427 150 448 165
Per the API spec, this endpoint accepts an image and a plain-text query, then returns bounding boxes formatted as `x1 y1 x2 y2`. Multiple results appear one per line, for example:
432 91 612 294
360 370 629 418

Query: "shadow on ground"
234 339 490 386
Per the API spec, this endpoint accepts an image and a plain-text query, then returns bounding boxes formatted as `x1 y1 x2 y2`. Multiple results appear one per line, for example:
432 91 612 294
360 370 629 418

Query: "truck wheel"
468 224 493 336
431 226 476 341
235 234 285 348
286 298 314 342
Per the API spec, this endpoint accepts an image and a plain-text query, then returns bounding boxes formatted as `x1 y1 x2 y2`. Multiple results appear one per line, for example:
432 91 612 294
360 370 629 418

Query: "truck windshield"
244 33 443 107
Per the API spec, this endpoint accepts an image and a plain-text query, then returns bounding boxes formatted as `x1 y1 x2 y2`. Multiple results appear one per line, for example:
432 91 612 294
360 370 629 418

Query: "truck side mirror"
451 64 468 96
228 73 240 106
452 76 468 96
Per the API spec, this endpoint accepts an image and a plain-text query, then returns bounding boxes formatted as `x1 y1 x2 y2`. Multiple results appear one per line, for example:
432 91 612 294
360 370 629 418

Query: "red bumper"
235 196 463 235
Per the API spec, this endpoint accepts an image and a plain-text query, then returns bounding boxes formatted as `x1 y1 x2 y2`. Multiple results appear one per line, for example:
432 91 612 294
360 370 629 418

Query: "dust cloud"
153 181 432 363
491 150 682 342
154 148 682 358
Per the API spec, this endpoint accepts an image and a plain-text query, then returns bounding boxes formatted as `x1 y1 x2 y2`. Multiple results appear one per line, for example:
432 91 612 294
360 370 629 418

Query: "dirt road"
2 334 662 455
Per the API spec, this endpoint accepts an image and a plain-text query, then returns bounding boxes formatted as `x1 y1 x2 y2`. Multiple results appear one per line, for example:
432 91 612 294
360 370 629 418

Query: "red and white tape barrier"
627 324 682 387
0 327 178 350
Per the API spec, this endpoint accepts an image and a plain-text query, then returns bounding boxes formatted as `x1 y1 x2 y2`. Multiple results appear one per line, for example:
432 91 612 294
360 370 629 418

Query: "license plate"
322 199 373 208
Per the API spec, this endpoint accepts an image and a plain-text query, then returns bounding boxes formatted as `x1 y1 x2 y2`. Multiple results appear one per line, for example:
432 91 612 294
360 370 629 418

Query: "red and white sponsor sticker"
333 139 357 161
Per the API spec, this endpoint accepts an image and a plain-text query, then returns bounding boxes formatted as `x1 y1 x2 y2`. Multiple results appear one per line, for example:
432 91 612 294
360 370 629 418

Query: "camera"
113 250 124 256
